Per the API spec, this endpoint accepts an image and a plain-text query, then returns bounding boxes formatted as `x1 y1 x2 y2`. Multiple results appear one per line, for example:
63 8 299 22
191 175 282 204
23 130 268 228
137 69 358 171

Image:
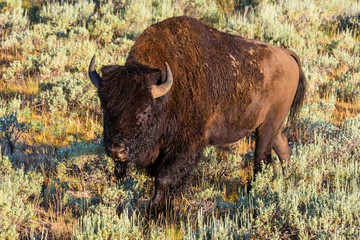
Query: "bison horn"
151 62 173 99
88 55 102 89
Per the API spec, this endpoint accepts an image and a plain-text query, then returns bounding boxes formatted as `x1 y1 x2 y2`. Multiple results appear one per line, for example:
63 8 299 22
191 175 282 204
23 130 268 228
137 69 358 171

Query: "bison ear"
151 62 173 99
88 55 102 89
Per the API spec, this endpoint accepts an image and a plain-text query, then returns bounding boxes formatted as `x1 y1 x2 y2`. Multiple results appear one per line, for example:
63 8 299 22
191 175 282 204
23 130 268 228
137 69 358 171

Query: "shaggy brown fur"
90 16 306 208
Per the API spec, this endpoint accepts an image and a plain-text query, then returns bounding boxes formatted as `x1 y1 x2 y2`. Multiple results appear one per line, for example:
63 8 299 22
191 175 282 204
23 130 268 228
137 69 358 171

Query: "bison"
88 16 306 208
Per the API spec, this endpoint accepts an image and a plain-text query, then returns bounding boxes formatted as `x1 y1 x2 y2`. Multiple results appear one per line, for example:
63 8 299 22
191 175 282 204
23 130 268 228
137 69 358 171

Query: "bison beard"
89 16 306 210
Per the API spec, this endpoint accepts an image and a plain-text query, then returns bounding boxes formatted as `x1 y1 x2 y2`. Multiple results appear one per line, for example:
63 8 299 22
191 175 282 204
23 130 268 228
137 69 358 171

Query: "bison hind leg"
253 123 275 177
253 127 291 184
272 131 290 165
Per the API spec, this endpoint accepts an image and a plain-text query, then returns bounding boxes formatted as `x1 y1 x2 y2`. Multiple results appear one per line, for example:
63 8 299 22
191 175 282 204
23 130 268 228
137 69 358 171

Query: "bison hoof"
145 201 165 219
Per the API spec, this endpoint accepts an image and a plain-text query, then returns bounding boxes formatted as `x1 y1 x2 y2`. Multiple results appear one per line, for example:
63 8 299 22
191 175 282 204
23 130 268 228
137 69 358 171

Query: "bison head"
89 56 172 169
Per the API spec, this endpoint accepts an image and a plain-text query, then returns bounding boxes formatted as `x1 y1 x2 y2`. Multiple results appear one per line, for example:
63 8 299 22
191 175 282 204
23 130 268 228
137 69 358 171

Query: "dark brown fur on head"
99 62 167 169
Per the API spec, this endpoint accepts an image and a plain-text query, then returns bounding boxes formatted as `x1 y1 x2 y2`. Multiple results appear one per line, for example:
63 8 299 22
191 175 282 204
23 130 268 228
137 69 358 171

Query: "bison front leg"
151 176 170 207
150 149 202 209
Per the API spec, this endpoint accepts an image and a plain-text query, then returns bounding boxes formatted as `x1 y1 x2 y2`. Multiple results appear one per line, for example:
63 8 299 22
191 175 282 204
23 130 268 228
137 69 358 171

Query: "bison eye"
136 106 151 125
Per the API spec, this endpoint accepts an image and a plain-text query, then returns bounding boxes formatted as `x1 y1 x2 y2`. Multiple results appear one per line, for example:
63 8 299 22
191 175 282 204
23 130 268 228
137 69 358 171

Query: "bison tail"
287 50 306 128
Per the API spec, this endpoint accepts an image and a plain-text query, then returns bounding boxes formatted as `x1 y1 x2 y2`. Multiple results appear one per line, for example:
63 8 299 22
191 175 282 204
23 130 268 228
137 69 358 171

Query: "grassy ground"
0 0 360 239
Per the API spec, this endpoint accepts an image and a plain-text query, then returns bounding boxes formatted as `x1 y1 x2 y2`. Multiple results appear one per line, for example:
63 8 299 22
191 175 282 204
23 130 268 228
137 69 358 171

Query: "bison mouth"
106 145 130 162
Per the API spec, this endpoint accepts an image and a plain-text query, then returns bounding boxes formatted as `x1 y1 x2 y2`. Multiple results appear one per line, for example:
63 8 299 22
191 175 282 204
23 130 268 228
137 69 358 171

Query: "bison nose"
110 146 129 162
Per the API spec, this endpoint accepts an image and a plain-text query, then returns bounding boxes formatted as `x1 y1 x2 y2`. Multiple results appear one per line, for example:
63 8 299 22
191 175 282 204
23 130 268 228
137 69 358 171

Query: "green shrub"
234 0 263 13
0 0 22 13
74 204 143 239
39 1 95 31
299 97 336 122
186 0 220 24
0 153 43 239
38 72 99 114
199 146 243 185
335 72 360 102
0 111 31 154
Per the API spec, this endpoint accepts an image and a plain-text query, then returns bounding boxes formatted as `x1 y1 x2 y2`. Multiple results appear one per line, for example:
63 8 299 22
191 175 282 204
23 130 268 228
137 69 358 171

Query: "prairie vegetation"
1 0 360 239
